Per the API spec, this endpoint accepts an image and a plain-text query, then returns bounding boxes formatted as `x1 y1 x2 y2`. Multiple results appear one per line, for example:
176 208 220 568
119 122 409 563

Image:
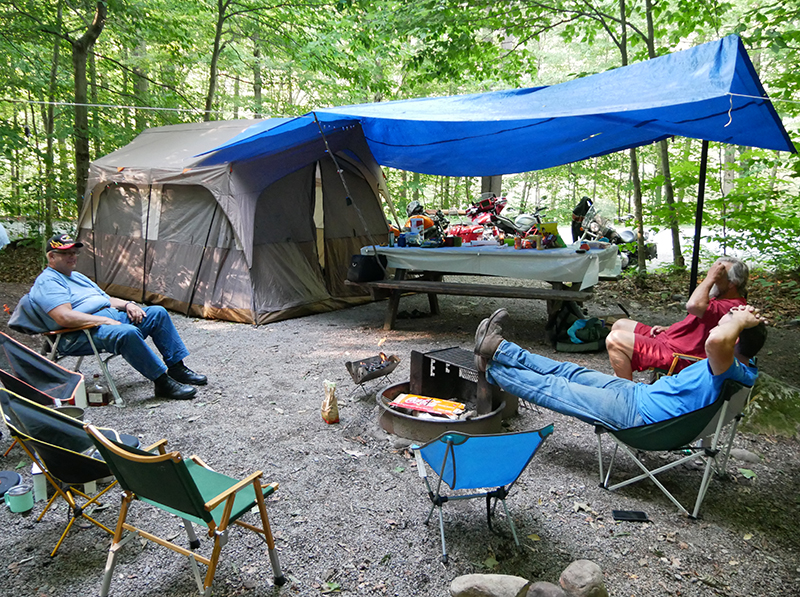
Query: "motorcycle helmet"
406 200 424 218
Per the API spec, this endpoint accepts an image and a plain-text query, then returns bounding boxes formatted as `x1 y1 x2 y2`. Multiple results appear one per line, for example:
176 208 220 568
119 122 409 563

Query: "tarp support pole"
689 140 709 295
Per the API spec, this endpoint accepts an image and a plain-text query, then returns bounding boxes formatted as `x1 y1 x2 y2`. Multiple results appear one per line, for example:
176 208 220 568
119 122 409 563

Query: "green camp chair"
0 389 117 556
412 425 554 563
595 378 753 518
84 424 286 597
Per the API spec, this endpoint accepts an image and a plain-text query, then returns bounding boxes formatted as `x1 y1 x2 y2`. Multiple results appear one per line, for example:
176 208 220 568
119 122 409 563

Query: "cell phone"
612 509 650 522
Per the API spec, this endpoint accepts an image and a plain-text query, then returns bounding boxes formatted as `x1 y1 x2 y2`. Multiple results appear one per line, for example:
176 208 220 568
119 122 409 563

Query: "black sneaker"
154 374 197 400
167 362 208 386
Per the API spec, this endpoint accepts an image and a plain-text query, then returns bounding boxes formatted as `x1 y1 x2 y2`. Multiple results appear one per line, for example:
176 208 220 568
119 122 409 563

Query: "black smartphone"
612 509 649 522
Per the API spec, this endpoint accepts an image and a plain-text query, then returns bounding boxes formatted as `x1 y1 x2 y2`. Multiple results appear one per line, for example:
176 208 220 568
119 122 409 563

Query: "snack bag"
321 380 339 424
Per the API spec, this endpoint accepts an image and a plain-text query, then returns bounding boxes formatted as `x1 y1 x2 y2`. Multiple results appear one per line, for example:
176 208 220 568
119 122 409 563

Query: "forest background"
1 0 799 280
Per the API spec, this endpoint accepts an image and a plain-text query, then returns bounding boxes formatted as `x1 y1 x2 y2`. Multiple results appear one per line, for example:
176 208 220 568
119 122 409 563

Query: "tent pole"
689 140 709 295
185 203 220 318
311 112 384 272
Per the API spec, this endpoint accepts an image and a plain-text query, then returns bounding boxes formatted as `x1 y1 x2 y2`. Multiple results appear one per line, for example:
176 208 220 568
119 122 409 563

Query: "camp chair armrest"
85 424 178 462
204 471 264 512
143 438 169 454
43 323 102 335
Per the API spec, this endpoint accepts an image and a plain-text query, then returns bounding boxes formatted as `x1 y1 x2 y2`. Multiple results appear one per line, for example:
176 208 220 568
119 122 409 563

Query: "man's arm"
686 261 728 318
48 303 120 329
705 306 764 375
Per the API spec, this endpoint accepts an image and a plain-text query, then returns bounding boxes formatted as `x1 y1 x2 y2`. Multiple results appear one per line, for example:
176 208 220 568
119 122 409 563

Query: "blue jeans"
60 306 190 381
486 341 645 430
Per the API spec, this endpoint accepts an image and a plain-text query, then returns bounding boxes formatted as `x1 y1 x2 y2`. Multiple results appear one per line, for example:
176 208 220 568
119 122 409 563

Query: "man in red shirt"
606 257 749 379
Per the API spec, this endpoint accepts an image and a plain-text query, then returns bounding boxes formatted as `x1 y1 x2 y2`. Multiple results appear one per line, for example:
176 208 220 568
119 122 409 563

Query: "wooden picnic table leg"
427 273 442 315
383 269 406 331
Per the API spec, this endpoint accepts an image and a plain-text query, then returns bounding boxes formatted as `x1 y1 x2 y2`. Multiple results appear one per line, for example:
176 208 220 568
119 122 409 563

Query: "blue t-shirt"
636 356 757 424
29 267 111 331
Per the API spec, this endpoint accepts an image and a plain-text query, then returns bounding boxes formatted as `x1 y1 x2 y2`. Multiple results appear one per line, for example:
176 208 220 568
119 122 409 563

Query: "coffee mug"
5 484 34 513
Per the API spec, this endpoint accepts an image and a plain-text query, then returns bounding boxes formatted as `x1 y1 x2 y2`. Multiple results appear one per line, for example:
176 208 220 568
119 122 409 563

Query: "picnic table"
350 243 621 330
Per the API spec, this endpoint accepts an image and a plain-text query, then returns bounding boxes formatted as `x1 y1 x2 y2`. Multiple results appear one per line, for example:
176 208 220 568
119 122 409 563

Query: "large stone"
450 574 530 597
525 581 567 597
559 560 607 597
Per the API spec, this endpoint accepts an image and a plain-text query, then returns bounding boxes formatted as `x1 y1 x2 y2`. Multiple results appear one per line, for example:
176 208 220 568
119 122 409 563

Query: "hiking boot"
474 308 507 359
167 361 207 385
154 374 197 400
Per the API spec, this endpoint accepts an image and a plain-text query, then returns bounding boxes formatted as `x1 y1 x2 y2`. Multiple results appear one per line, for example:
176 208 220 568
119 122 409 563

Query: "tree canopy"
0 0 797 270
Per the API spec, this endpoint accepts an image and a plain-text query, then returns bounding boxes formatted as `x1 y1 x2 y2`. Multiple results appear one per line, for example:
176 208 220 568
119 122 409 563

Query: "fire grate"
345 354 401 394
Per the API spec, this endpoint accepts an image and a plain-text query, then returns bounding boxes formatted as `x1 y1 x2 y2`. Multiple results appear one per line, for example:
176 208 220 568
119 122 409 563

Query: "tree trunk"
71 1 107 214
204 0 227 121
630 148 647 273
253 42 263 118
481 176 502 196
44 1 63 239
133 40 149 131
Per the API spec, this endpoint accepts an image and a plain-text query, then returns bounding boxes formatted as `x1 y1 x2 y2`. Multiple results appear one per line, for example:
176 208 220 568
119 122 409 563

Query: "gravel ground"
0 280 798 597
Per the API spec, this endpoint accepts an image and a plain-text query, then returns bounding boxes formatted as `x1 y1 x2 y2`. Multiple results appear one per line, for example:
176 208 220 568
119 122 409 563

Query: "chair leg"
183 519 201 549
436 506 448 564
254 484 286 585
500 499 520 546
83 330 124 406
101 495 134 597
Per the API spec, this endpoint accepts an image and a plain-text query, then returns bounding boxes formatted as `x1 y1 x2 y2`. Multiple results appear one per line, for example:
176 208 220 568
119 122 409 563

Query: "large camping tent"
76 119 389 324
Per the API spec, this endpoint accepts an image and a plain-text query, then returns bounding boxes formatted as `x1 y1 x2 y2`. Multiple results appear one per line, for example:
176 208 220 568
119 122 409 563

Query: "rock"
559 560 607 597
525 581 567 597
391 435 413 450
729 448 761 463
450 574 529 597
670 293 686 303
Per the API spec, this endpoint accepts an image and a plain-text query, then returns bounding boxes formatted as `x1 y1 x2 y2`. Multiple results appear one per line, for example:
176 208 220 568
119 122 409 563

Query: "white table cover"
361 243 621 290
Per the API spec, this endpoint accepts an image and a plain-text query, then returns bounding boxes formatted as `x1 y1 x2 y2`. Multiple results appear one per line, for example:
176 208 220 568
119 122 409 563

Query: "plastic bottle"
87 374 111 406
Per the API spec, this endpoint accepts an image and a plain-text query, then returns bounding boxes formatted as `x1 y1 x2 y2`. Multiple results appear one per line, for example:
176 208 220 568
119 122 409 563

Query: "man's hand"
125 302 146 324
728 304 768 328
650 325 668 337
706 261 730 286
705 304 767 375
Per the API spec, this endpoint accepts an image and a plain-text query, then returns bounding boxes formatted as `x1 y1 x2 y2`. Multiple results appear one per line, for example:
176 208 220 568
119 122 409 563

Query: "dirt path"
0 280 798 596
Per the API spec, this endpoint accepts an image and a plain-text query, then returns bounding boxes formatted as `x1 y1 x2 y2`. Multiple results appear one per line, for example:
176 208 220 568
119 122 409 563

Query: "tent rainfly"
76 119 389 324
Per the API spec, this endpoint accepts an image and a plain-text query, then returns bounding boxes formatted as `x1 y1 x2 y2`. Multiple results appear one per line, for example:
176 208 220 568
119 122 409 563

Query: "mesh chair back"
0 389 111 484
610 379 749 451
89 435 213 524
420 425 554 490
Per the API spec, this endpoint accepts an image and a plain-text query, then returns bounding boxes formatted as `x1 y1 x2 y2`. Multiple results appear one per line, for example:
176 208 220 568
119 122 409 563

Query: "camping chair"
8 294 123 406
412 425 554 563
84 424 286 597
0 389 118 556
595 379 754 518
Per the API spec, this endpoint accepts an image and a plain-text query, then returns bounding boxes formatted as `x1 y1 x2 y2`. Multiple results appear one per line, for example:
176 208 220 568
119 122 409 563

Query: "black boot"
154 373 197 400
167 361 208 385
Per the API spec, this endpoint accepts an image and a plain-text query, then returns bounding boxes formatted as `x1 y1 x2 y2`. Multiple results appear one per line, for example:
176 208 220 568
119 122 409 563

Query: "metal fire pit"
345 354 401 393
377 381 506 442
375 347 518 442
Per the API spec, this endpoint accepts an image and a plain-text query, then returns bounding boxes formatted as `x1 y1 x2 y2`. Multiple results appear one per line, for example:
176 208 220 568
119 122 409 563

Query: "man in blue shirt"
474 305 766 430
28 234 206 400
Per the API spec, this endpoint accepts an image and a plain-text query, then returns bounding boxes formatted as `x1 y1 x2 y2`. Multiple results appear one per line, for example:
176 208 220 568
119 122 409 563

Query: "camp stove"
345 353 401 394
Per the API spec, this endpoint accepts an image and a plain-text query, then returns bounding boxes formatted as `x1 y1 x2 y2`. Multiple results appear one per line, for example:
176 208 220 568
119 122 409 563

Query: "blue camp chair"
412 425 554 563
595 379 753 518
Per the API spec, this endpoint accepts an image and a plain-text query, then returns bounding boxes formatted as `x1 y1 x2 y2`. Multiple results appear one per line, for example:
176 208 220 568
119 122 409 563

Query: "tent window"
159 185 235 247
95 183 143 238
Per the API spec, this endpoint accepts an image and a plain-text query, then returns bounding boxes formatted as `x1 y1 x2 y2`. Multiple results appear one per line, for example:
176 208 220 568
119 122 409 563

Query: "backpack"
545 300 609 353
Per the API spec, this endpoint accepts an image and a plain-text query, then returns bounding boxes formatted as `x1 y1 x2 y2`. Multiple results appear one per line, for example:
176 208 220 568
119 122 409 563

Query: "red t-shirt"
658 296 746 357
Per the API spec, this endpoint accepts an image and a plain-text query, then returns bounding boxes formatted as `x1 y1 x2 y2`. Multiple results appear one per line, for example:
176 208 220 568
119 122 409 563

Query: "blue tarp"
199 35 794 175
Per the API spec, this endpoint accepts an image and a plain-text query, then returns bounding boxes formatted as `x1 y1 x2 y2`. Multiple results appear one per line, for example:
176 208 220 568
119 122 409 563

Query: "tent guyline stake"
312 112 385 274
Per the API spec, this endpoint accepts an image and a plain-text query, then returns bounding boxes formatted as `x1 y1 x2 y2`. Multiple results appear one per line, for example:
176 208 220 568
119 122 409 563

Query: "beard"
710 283 720 298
